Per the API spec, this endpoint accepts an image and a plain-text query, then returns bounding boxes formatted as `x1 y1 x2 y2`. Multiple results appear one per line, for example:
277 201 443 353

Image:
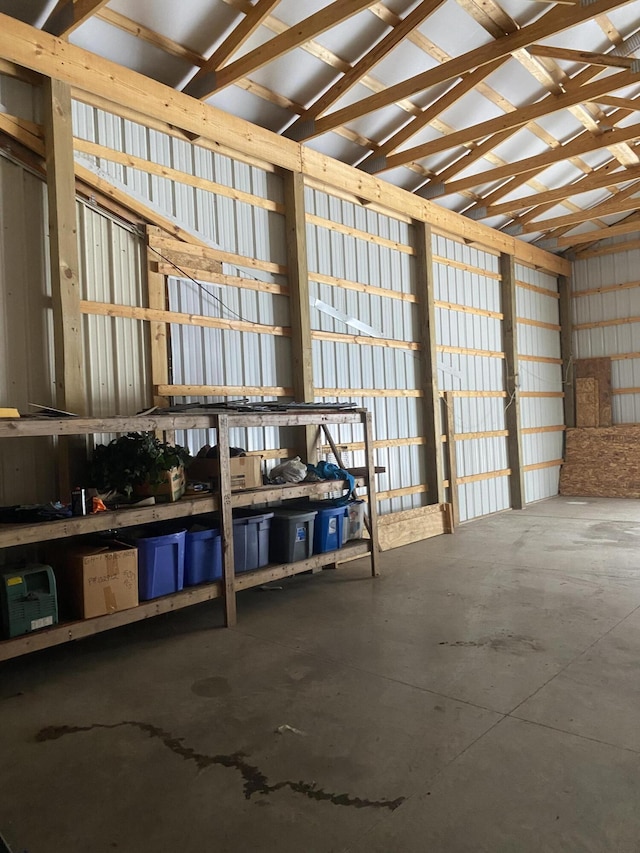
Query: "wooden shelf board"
0 479 364 548
0 581 223 662
0 495 217 548
0 541 371 661
0 410 364 438
234 540 371 591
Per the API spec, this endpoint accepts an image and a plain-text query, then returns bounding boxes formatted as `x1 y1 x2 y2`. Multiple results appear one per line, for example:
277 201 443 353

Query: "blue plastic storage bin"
313 505 347 554
233 511 274 572
185 526 222 586
134 529 185 600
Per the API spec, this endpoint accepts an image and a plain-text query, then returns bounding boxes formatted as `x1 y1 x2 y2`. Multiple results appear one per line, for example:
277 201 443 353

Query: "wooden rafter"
182 0 282 99
527 44 636 68
190 0 380 98
43 0 110 37
428 119 640 198
521 185 640 233
308 0 632 138
479 162 640 218
359 58 508 172
554 213 640 247
380 69 640 172
286 0 446 141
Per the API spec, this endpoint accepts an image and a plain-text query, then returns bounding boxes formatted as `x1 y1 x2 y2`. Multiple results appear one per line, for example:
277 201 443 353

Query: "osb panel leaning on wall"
560 426 640 498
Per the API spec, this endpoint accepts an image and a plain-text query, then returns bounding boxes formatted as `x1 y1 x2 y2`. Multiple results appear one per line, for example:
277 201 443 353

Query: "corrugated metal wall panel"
77 202 151 421
0 74 41 123
433 234 509 522
72 100 293 460
515 263 562 503
168 275 292 460
306 187 425 515
572 247 640 422
0 155 57 504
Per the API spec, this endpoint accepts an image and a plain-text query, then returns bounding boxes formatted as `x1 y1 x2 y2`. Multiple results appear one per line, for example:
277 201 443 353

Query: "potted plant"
90 432 192 502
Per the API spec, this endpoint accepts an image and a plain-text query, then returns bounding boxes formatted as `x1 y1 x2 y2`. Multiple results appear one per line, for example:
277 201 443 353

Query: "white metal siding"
306 188 425 515
515 264 563 503
433 235 509 522
77 202 151 420
572 247 640 423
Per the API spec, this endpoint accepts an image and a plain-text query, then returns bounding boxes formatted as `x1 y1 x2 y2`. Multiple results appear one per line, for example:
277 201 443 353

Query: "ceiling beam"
553 214 640 247
521 185 640 232
308 0 635 138
182 0 281 98
378 68 640 172
527 44 636 68
429 119 640 197
285 0 445 141
43 0 110 38
191 0 379 97
358 58 508 172
480 162 640 217
0 13 570 275
595 95 640 110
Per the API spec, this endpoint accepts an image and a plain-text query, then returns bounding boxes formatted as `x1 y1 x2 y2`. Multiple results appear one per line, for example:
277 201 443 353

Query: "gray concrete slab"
1 496 640 852
346 717 640 853
514 606 640 752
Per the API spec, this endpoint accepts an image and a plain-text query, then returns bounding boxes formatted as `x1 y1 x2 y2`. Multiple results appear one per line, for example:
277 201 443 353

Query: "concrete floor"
2 496 640 852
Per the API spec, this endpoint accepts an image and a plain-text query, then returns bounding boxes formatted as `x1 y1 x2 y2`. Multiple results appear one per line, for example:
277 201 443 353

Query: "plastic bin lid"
240 511 275 523
272 509 317 521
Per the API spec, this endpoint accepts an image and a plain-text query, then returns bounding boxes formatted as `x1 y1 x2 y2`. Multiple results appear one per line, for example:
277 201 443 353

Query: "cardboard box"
188 455 262 491
133 466 186 502
52 542 139 620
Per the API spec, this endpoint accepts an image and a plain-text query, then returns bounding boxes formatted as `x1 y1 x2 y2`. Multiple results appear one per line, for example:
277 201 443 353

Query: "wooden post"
443 391 459 528
283 170 317 462
413 221 445 504
43 77 86 498
364 411 380 577
559 274 575 429
146 234 171 411
500 253 525 510
217 414 237 627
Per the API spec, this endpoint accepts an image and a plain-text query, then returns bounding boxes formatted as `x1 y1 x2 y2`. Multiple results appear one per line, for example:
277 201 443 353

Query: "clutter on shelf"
90 432 191 502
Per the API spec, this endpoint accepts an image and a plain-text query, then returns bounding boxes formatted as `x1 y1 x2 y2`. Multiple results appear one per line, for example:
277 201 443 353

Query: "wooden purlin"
0 13 569 276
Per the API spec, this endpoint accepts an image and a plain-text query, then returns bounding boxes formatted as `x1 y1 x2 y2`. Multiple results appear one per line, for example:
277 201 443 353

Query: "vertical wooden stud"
218 414 237 627
364 411 380 577
43 77 86 498
283 170 316 462
558 274 575 429
500 253 525 510
443 391 459 528
146 231 171 411
413 221 445 504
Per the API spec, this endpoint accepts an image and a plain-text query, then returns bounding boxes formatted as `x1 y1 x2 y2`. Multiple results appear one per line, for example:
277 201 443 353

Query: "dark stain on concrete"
35 722 405 812
190 676 232 697
439 633 543 653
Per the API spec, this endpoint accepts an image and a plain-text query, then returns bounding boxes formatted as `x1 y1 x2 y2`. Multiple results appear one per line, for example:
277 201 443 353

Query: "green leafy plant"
90 432 192 497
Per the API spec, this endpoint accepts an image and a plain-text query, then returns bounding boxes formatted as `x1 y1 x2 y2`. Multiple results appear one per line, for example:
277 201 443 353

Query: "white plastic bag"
269 456 308 483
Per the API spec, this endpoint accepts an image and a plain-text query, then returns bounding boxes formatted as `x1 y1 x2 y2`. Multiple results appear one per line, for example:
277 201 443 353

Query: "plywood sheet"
377 504 450 551
576 377 599 428
575 358 612 427
559 426 640 498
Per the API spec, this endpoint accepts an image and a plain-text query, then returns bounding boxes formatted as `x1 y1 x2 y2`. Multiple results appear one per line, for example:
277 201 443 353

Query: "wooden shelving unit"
0 408 379 660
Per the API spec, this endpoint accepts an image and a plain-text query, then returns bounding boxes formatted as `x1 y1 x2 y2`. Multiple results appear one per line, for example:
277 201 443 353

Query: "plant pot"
133 466 186 503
